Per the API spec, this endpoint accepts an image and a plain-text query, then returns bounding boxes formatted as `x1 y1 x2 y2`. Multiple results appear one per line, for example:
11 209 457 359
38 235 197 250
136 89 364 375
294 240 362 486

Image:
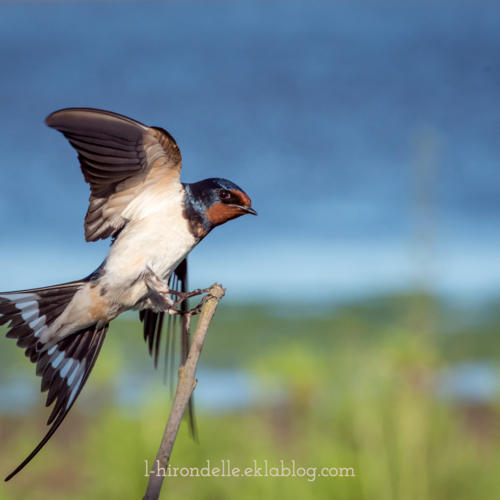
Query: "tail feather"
0 281 85 362
139 258 197 440
4 325 107 481
0 282 108 481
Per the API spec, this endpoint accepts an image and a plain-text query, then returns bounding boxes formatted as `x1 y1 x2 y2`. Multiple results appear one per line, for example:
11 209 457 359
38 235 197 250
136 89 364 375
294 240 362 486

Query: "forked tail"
0 281 108 481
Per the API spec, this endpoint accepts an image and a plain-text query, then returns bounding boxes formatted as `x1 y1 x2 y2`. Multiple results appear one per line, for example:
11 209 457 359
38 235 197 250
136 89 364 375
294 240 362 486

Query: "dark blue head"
183 178 257 239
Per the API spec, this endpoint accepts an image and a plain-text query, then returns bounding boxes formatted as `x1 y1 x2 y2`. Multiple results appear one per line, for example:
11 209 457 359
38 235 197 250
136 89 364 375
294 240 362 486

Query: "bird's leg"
168 293 211 320
143 266 211 316
143 267 174 312
168 287 211 301
182 294 210 317
169 288 211 311
182 294 211 332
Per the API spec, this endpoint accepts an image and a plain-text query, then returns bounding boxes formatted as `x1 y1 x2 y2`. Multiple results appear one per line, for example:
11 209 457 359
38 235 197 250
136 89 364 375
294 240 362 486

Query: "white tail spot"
17 301 38 312
29 315 46 331
67 362 84 386
51 351 65 369
67 373 85 408
0 293 39 302
22 310 39 323
35 326 48 338
60 359 74 378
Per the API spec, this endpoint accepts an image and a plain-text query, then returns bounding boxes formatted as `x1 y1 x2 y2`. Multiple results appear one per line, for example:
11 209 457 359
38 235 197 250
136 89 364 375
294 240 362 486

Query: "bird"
0 108 257 481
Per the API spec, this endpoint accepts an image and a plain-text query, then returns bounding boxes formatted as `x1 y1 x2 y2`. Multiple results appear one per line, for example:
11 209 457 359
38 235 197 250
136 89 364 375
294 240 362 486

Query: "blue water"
2 363 499 415
0 1 498 300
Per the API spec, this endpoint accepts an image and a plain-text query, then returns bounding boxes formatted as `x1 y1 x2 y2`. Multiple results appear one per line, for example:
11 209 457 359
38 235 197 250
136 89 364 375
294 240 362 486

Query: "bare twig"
143 284 226 500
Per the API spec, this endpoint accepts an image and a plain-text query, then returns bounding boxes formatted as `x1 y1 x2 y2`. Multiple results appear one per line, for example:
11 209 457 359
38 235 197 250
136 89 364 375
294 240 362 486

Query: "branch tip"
209 284 225 300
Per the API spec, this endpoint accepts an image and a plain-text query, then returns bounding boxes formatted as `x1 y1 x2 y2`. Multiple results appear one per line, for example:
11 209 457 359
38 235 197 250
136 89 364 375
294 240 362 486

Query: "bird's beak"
239 206 258 216
228 204 258 216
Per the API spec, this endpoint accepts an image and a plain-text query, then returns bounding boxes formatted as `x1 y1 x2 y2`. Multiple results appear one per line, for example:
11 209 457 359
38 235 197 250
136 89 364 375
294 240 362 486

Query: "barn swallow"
0 108 257 481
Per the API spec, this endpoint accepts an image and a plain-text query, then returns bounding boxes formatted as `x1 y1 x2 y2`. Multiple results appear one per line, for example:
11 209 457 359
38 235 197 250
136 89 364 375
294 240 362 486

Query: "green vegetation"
1 294 500 499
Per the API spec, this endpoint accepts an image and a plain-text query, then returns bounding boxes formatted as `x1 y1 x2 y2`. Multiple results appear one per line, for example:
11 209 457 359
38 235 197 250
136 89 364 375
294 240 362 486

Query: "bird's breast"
101 202 197 309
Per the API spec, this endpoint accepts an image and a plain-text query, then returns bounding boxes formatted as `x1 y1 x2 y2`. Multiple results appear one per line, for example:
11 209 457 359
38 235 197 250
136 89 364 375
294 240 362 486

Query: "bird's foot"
143 266 211 316
178 294 210 317
167 291 212 319
169 288 211 310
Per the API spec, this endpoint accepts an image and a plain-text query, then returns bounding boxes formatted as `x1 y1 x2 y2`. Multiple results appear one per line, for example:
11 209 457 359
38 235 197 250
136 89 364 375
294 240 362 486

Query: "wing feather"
45 108 182 242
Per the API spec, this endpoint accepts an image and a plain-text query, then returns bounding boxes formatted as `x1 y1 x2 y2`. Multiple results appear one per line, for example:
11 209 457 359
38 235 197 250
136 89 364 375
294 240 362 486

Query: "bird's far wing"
139 258 196 437
45 108 182 242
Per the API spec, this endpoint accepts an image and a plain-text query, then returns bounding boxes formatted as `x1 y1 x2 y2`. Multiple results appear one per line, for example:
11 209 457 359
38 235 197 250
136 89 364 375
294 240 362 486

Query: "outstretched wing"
139 258 196 437
45 108 182 242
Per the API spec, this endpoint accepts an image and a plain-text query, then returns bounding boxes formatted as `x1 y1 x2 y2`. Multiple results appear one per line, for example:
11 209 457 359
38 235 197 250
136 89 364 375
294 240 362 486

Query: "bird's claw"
166 293 211 317
144 266 212 317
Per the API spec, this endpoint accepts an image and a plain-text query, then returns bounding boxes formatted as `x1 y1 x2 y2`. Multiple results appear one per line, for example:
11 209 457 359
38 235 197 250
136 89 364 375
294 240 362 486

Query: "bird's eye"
218 190 231 201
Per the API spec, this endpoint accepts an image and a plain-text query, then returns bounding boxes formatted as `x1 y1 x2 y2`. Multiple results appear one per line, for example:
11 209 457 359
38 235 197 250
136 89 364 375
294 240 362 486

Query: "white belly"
101 197 197 309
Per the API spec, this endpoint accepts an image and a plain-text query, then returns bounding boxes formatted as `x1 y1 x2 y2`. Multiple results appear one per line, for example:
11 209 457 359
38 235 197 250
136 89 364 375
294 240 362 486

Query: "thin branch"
143 283 226 500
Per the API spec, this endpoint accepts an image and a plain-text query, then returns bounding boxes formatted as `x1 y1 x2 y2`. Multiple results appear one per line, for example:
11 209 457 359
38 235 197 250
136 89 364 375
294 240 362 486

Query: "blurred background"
0 1 499 499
